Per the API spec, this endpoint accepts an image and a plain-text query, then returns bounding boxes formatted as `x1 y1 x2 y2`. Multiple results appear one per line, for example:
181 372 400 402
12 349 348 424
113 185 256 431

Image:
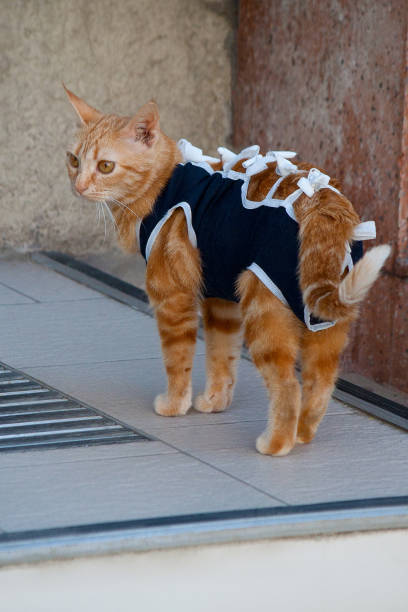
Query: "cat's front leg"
194 298 242 413
154 293 198 417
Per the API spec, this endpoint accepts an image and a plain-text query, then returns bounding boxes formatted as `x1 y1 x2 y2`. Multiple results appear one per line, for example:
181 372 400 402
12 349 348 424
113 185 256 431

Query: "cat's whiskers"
103 200 119 232
95 202 102 227
97 199 107 239
87 193 120 236
105 195 139 219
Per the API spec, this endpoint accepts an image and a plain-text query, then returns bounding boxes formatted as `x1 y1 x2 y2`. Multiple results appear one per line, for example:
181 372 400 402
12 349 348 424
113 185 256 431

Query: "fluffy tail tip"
339 244 391 305
363 244 392 272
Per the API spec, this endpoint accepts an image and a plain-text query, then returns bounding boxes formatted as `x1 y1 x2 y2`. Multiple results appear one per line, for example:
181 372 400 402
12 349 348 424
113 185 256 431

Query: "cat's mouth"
71 187 106 204
82 194 104 202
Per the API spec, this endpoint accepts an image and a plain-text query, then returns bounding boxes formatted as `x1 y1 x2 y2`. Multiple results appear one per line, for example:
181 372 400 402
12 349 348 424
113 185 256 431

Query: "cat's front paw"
194 391 231 414
194 384 234 412
154 393 191 417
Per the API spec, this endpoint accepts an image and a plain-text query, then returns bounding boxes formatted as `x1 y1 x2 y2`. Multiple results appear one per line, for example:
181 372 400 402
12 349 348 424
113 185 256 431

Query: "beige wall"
2 530 408 611
1 0 235 254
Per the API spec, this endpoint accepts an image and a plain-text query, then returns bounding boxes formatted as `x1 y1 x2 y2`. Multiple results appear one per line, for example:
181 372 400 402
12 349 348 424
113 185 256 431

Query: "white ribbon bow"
217 146 237 164
297 168 331 197
266 150 297 162
221 144 260 173
242 150 298 177
242 154 269 176
352 220 376 241
177 139 220 164
273 153 298 177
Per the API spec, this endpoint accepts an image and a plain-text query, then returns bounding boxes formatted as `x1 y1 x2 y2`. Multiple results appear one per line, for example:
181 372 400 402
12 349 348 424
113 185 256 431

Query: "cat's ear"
121 101 160 146
63 84 103 125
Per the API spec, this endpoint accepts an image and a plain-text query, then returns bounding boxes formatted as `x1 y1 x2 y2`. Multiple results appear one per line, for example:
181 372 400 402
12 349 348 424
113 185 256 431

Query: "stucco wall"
0 0 235 254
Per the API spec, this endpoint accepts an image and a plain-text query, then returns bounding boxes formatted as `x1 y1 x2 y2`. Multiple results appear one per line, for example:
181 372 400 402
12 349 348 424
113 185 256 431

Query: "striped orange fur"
65 89 390 455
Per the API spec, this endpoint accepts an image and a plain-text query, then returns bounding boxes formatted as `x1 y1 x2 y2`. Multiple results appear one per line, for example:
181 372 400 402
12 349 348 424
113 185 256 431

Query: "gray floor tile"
0 441 176 471
1 298 182 388
192 414 408 504
0 282 35 305
82 249 147 291
24 356 353 436
0 261 103 302
25 357 263 431
147 408 361 455
0 453 280 532
0 298 202 368
151 421 264 452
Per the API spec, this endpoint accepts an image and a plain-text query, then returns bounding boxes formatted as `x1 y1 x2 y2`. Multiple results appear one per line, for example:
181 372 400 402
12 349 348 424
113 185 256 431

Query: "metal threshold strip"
33 251 408 430
0 362 151 452
1 496 408 565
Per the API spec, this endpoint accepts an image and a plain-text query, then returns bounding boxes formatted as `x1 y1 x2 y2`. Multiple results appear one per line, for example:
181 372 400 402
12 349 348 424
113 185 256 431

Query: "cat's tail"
338 245 391 305
303 245 391 322
296 188 391 322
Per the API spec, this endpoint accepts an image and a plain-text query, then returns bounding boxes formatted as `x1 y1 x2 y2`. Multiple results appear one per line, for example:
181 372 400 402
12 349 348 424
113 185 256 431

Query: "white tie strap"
222 144 260 174
242 154 269 176
243 150 298 177
352 220 376 241
341 222 377 274
266 150 297 160
237 145 260 159
182 139 300 181
176 140 377 242
274 154 299 177
217 146 237 165
297 168 340 197
177 139 220 164
341 241 354 274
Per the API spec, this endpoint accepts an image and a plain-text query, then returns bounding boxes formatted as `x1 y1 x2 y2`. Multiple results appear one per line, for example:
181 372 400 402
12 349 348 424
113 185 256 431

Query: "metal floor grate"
0 362 150 452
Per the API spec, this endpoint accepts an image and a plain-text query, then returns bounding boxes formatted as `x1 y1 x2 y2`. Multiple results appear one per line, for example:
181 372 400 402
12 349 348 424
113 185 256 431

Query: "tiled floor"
0 257 407 560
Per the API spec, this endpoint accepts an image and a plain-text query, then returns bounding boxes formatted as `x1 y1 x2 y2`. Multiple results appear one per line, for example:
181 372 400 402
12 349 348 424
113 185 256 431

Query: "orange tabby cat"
64 87 390 456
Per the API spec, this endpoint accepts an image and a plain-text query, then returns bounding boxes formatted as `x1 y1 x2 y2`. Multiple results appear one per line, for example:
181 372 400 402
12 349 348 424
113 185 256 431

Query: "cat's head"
64 86 165 212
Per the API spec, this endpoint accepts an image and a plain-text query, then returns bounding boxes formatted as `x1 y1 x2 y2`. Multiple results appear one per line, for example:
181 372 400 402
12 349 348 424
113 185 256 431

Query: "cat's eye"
67 152 79 168
97 160 115 174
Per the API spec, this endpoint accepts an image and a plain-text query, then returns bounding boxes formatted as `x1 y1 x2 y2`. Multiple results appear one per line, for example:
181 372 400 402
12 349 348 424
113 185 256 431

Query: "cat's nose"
75 180 89 195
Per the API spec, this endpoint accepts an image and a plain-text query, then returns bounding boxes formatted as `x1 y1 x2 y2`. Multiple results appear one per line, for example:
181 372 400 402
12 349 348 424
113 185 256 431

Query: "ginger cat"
64 87 390 456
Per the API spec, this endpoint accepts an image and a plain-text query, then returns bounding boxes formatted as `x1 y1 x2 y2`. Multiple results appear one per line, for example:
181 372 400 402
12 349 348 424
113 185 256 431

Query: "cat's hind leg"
297 321 350 444
194 298 242 413
238 271 302 456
